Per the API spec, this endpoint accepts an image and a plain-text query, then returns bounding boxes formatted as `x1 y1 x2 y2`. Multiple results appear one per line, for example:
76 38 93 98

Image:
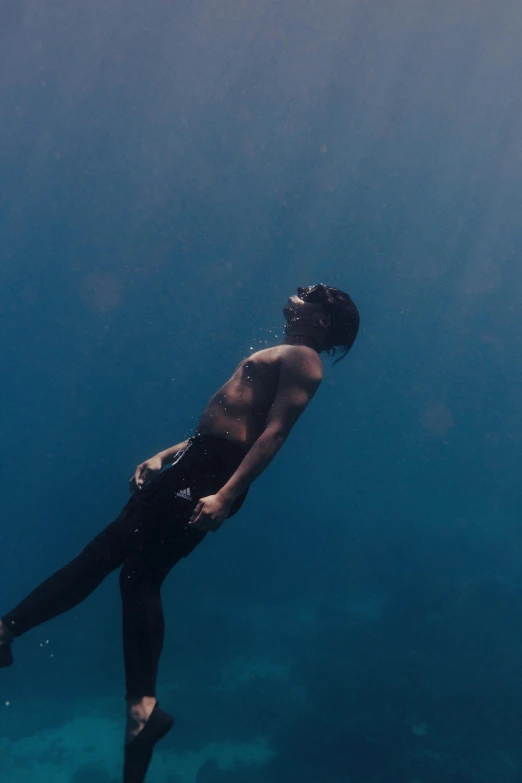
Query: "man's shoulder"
247 345 322 380
279 345 323 382
279 343 317 359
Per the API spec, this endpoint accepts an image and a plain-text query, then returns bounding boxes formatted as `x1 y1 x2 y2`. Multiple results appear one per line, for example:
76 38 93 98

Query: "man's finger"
189 510 201 524
130 470 141 489
135 467 147 489
189 503 204 526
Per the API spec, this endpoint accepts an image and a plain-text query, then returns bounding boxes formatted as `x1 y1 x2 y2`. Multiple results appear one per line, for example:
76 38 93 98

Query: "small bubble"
5 701 10 707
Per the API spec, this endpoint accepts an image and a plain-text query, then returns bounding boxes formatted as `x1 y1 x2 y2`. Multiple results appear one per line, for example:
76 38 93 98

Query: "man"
0 284 359 783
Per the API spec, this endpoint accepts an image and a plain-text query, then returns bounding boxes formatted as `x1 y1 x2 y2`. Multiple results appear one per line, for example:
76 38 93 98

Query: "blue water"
2 1 522 781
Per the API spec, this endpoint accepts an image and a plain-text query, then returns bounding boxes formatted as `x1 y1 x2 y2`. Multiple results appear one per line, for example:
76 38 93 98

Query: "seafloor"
2 565 521 783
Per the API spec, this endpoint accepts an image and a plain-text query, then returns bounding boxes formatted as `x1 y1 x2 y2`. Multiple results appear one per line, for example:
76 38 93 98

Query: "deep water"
2 1 522 781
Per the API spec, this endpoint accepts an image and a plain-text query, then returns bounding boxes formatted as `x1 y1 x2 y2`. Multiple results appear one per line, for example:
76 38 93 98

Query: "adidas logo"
175 487 192 501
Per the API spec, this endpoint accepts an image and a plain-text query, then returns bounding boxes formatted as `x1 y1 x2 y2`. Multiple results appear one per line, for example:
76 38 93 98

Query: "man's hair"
321 286 360 363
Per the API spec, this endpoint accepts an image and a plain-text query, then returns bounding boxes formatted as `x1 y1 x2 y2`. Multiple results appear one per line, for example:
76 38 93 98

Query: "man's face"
283 291 305 322
283 286 326 325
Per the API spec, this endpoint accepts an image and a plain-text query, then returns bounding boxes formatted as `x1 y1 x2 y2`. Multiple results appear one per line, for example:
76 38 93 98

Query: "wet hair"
320 286 360 363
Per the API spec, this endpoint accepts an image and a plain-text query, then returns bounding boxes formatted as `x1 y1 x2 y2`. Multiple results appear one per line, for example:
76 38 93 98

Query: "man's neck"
282 334 322 352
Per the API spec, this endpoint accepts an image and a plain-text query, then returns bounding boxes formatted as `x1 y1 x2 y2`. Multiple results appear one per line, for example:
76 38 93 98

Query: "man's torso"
196 344 319 448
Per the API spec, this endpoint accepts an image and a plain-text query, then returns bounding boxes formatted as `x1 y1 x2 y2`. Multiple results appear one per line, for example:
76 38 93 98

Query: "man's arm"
189 348 322 528
154 440 190 467
219 350 322 501
130 439 190 491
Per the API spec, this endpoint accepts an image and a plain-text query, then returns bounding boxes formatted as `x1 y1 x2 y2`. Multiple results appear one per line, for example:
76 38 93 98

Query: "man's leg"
120 528 205 783
120 554 169 733
0 498 145 663
120 552 177 783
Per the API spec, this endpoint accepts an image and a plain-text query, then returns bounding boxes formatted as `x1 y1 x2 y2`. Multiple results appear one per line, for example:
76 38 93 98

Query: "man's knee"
119 564 136 596
119 561 163 598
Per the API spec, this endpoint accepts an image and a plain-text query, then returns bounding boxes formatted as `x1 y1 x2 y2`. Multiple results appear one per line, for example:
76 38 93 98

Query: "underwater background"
2 1 522 781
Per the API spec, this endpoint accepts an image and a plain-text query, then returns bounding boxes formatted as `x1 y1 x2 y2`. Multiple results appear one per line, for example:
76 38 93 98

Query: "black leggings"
2 436 247 700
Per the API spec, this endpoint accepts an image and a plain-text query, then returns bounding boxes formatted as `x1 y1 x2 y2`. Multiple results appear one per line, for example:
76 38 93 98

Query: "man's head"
283 284 360 362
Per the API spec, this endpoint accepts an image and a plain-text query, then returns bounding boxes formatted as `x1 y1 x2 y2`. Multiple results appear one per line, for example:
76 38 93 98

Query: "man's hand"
130 456 163 492
188 493 233 532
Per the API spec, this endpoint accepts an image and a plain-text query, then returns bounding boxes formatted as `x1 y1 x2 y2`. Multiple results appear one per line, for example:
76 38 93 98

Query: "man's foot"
125 697 157 743
124 703 174 783
0 620 14 668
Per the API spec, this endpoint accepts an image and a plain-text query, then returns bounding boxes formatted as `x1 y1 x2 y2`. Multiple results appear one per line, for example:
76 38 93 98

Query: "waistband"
189 433 249 458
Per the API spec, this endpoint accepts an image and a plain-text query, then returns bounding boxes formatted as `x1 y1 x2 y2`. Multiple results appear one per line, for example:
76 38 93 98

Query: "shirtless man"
0 284 359 783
